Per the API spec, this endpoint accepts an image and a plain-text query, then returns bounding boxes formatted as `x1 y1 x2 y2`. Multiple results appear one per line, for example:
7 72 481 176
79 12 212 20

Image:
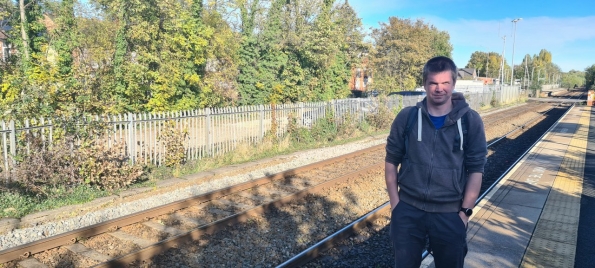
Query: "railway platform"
422 105 594 268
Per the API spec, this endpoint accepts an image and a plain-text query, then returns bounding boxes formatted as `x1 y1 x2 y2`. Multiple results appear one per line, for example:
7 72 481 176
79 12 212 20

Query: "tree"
96 0 212 112
465 51 502 77
560 70 585 89
585 64 595 89
466 51 501 78
234 0 361 104
527 49 561 88
431 30 452 58
200 3 241 107
371 17 452 92
300 0 352 100
0 0 53 119
236 0 263 105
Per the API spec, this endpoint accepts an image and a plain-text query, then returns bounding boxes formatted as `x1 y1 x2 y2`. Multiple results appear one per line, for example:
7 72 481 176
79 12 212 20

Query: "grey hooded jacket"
385 92 487 213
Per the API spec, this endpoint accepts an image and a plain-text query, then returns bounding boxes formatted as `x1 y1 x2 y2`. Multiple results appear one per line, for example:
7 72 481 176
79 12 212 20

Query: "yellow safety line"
520 107 591 268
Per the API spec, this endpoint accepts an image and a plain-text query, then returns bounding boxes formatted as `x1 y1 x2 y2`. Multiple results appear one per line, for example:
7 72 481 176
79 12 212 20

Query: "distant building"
476 77 496 85
349 57 373 97
457 68 477 80
455 80 485 93
1 21 12 62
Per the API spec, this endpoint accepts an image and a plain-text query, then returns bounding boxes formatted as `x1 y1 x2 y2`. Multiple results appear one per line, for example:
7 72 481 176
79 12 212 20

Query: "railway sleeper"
170 213 209 227
142 221 184 236
235 190 276 203
18 258 48 268
107 230 153 248
64 243 111 262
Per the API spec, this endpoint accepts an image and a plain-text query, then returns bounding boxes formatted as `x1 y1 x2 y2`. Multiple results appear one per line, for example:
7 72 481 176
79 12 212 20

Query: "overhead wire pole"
524 54 530 89
499 35 506 88
486 52 489 78
510 18 522 87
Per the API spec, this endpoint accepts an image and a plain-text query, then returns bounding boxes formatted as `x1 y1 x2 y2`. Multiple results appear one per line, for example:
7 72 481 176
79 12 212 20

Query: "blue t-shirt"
429 114 447 129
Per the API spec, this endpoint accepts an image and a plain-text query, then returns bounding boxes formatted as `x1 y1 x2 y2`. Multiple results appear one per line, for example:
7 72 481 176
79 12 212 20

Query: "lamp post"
510 18 522 86
499 35 506 87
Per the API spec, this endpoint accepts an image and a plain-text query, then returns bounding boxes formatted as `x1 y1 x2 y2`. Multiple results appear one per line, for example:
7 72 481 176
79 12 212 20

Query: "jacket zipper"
423 127 439 210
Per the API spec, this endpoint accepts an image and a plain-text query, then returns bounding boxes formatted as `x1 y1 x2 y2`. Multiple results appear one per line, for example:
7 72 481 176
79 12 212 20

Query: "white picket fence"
0 86 523 182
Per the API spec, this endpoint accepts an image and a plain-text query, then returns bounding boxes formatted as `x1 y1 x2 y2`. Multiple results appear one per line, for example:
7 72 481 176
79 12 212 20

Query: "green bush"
11 118 147 197
310 109 338 142
365 101 394 130
287 114 315 143
158 120 189 168
78 141 146 191
13 134 81 197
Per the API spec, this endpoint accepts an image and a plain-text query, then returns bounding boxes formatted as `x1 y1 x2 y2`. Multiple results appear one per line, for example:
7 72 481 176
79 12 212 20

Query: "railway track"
0 93 584 267
2 145 387 267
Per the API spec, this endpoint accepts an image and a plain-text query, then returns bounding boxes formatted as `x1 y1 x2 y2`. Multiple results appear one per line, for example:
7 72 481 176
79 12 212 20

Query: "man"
385 56 487 268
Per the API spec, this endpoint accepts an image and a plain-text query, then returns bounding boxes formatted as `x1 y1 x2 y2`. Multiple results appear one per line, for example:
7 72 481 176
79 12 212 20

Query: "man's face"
424 71 455 107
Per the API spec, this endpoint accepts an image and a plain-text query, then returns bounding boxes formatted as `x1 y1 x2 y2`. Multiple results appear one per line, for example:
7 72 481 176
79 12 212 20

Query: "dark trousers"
390 201 468 268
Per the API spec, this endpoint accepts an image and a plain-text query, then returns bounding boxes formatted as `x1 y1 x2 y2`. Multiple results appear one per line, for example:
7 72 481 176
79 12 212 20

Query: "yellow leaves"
158 120 188 168
269 83 285 104
0 77 20 105
185 73 201 87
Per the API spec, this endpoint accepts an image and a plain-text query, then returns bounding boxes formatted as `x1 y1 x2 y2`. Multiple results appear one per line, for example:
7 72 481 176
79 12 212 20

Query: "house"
1 21 12 62
349 56 373 97
457 68 477 80
477 77 496 85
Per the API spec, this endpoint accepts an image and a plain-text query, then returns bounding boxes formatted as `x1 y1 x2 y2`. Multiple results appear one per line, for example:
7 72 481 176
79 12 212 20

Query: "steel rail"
276 203 391 268
487 91 582 147
93 163 385 267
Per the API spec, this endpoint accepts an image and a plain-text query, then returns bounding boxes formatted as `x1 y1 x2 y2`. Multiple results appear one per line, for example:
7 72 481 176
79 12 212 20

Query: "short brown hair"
422 56 458 84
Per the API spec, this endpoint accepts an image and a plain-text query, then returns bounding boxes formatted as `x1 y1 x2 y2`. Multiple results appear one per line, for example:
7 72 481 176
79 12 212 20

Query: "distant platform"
528 97 585 103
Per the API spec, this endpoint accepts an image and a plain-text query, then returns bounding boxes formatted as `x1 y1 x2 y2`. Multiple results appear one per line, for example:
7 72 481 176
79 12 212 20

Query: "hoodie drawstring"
417 107 422 141
457 118 463 151
416 107 464 151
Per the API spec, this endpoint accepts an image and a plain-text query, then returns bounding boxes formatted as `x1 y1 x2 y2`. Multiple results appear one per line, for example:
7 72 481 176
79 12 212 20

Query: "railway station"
2 0 594 266
1 89 594 267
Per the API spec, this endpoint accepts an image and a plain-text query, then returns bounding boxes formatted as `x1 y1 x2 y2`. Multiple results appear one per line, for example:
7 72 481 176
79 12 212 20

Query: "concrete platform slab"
498 187 549 208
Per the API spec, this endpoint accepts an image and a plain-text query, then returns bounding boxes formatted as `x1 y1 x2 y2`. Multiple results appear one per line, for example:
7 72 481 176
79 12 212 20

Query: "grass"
0 185 112 218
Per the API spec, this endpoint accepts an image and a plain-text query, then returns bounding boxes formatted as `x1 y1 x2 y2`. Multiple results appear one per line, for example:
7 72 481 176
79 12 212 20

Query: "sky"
348 0 595 73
